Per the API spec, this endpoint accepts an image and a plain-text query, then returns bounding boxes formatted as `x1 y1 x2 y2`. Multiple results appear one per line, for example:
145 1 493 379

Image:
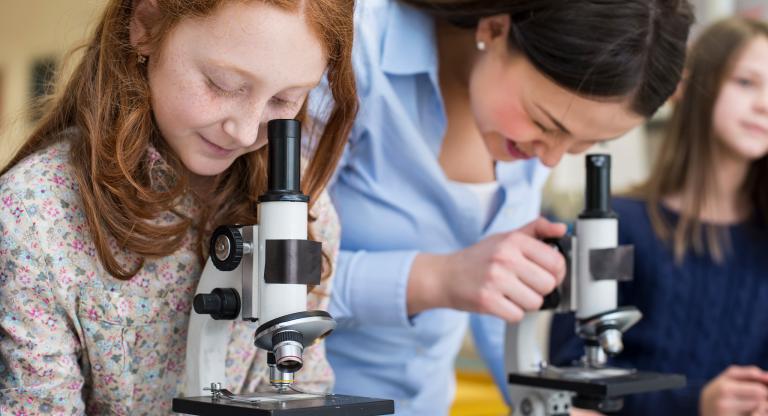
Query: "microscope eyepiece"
580 154 616 219
260 119 308 203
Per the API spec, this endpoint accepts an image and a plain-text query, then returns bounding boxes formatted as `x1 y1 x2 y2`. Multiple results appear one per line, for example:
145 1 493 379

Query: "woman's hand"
407 217 567 321
700 366 768 416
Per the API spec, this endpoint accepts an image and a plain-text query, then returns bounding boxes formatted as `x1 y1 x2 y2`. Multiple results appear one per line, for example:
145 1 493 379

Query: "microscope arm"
185 225 257 397
505 312 575 416
184 258 241 396
505 311 548 374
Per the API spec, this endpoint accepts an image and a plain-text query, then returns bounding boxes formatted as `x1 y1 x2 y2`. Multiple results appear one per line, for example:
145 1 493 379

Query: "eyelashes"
533 120 556 135
269 96 298 107
206 76 243 97
205 76 299 109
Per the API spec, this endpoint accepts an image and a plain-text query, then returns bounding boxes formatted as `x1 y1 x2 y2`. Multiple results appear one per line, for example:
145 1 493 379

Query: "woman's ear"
130 0 161 55
475 13 511 52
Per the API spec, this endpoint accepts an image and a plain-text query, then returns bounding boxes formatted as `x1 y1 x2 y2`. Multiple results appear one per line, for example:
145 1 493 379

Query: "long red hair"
1 0 357 280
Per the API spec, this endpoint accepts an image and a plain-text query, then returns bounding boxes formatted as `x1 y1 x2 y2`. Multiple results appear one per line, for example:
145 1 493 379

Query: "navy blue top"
550 197 768 415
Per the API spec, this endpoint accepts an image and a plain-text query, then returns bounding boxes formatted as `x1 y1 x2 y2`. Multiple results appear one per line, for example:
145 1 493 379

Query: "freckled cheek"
150 68 223 131
170 92 228 133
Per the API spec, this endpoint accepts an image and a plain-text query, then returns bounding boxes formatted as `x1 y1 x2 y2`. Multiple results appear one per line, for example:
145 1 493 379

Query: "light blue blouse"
320 1 549 413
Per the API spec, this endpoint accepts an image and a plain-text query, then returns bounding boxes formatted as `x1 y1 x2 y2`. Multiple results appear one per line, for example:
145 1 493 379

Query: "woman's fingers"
481 290 525 322
500 231 565 284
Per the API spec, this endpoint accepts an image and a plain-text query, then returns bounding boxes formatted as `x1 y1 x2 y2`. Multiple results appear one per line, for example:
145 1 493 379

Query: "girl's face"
713 36 768 162
468 16 645 168
138 1 326 177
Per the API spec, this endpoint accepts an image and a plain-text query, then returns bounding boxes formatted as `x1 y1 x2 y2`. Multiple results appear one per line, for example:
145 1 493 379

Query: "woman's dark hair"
402 0 695 117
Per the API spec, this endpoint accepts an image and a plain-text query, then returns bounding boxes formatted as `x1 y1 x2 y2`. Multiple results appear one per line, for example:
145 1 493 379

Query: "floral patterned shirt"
0 140 340 415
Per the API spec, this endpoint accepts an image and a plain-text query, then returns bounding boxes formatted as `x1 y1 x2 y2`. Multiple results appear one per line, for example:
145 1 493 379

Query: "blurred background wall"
0 1 106 168
0 1 765 415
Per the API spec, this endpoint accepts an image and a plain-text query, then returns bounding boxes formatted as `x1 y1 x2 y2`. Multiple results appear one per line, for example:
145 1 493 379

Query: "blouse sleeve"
0 189 86 414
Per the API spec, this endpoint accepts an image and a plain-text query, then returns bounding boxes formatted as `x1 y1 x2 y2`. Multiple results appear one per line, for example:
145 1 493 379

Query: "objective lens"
271 330 304 372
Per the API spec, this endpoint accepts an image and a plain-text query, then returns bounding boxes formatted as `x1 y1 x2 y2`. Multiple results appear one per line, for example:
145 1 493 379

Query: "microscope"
505 154 685 415
173 120 394 416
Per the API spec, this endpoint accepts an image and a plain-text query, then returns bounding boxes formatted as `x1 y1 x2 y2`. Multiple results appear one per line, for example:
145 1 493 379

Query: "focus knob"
193 288 241 320
210 225 244 271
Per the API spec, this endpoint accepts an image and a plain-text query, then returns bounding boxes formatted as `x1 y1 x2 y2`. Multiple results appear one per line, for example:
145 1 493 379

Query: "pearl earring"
476 41 486 51
137 54 147 64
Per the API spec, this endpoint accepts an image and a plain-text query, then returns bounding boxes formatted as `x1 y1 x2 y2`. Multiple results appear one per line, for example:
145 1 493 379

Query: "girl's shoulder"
0 140 81 212
612 196 648 219
0 139 91 268
612 196 665 248
0 139 95 295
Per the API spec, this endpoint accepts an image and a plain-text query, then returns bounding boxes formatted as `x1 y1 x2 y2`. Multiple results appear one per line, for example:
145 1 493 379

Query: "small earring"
476 41 486 51
137 54 147 64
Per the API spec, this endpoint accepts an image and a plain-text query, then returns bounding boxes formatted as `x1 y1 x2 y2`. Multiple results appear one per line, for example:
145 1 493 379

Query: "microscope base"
173 393 394 415
508 368 685 414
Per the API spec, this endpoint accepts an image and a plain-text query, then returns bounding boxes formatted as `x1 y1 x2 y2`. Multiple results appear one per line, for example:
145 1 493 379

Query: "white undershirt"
449 180 502 228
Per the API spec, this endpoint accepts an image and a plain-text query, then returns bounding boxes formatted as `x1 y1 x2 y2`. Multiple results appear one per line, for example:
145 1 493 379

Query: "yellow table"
450 371 509 416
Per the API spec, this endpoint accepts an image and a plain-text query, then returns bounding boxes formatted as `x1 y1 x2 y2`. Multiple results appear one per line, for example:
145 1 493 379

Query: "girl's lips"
505 139 532 160
199 134 235 157
742 121 768 137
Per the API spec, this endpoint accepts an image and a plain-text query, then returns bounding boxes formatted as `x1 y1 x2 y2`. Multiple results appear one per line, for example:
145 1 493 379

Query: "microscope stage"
173 393 394 415
508 368 686 398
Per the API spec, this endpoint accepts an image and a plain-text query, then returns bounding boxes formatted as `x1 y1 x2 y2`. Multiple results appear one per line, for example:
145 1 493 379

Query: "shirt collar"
380 1 438 76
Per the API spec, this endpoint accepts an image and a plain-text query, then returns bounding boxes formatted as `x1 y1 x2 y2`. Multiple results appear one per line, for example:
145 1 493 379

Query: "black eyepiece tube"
261 119 308 202
579 154 615 219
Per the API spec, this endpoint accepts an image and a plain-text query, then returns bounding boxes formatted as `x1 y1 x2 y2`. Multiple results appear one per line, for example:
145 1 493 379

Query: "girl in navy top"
551 17 768 416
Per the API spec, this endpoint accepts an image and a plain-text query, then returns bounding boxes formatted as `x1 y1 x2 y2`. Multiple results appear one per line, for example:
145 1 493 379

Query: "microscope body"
176 120 394 416
505 155 684 415
183 119 334 397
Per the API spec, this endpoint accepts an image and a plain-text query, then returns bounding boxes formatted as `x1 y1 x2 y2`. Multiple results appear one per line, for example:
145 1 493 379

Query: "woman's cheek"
497 110 537 140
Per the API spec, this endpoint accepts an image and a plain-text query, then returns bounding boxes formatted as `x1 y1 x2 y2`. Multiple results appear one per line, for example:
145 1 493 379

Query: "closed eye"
534 120 557 135
270 96 302 110
206 76 247 97
270 96 292 105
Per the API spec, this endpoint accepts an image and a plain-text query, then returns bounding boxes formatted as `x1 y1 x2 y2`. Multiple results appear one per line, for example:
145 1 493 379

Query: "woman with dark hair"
319 0 694 414
0 0 356 413
551 17 768 415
